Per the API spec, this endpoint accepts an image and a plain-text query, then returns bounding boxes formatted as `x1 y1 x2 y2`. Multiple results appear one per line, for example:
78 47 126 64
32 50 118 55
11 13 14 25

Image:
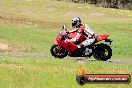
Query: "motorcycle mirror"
62 25 65 29
60 25 68 34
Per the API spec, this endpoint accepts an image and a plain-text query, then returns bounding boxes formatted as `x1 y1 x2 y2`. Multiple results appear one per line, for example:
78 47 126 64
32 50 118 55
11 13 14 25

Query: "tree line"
58 0 132 10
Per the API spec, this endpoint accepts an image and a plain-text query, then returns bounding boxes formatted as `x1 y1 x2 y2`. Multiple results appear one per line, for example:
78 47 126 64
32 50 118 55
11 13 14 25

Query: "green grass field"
0 0 132 88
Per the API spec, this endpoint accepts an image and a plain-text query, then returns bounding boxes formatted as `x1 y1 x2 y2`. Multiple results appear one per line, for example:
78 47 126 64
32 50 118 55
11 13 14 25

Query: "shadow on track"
14 55 132 65
75 59 132 65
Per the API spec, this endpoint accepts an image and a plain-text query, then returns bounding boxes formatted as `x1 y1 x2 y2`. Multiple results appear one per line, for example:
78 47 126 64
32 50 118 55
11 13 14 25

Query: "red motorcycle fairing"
59 40 78 55
96 34 109 42
68 31 86 44
56 33 78 55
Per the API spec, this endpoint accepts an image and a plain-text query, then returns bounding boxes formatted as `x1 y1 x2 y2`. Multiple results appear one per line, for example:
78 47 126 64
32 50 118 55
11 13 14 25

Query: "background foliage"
59 0 132 10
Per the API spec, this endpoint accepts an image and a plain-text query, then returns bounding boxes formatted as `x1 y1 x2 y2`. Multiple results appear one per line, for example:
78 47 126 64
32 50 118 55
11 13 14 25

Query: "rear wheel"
50 44 67 58
93 43 112 61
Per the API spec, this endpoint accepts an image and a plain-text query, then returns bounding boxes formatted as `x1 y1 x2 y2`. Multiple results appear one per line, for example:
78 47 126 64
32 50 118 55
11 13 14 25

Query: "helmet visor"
72 23 76 27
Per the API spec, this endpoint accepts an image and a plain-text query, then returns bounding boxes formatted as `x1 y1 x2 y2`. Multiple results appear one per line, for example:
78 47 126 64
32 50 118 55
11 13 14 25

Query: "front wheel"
93 43 112 61
50 44 67 58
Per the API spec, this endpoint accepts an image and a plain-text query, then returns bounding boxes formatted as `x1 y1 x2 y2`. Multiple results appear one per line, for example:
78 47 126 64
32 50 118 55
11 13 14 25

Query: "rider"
68 17 95 50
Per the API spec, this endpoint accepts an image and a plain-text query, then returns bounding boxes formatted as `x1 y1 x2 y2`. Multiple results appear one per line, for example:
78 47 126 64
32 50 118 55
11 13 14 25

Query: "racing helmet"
72 17 81 28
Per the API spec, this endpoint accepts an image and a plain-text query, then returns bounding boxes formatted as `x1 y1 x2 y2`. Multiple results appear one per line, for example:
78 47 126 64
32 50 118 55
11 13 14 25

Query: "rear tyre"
93 43 112 61
50 44 67 58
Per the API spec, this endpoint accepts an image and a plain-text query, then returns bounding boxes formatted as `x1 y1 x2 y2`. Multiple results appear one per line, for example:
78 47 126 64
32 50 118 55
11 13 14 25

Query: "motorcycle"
50 25 112 61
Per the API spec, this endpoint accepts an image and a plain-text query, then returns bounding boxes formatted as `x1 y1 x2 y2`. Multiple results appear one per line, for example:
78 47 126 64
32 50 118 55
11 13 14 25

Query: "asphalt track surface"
14 55 132 65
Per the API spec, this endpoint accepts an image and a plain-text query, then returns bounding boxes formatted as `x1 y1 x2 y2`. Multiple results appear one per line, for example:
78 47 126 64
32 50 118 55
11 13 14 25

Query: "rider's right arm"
84 24 95 36
71 32 81 43
68 29 78 33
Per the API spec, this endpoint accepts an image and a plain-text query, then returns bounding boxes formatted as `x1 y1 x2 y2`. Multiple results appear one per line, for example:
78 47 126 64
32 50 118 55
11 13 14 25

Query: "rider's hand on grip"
66 31 70 34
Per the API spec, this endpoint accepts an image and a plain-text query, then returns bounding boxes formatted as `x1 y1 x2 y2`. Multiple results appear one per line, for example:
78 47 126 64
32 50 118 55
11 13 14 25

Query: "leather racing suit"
69 24 95 47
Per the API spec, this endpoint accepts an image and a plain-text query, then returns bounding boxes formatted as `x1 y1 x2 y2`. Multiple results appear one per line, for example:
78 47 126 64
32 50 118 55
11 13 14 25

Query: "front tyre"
50 44 67 58
93 43 112 61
